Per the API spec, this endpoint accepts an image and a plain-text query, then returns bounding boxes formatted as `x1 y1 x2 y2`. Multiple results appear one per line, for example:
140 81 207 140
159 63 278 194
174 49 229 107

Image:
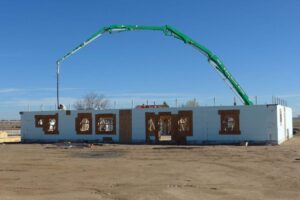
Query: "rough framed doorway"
119 110 132 144
145 111 192 144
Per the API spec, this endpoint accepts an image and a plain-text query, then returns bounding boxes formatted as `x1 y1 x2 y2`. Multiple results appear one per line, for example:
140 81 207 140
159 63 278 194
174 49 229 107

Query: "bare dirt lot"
0 120 20 130
0 136 300 200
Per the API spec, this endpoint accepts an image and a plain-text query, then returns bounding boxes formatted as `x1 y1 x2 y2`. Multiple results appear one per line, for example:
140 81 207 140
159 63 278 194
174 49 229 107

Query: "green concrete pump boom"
56 24 253 108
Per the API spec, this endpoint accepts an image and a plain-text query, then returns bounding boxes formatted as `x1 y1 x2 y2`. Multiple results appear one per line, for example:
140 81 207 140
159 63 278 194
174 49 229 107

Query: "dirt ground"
0 135 299 200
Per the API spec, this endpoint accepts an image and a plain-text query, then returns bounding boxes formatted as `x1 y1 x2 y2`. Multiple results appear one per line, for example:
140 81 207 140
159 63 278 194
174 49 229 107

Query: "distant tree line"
73 93 199 110
74 92 110 110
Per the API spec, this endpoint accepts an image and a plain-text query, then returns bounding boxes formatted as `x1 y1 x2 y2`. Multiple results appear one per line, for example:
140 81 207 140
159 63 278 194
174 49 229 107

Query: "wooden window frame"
178 111 193 136
43 114 59 134
75 113 92 134
35 114 59 134
95 114 116 135
171 114 187 144
35 115 45 128
145 112 157 136
218 110 241 135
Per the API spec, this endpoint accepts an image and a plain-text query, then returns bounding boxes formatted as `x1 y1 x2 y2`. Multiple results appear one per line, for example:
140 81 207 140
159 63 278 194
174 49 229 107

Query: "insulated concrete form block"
21 110 120 142
276 106 293 144
20 105 293 145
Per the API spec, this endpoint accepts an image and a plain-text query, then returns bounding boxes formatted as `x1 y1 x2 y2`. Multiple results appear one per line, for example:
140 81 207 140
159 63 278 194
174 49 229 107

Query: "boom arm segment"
56 24 253 106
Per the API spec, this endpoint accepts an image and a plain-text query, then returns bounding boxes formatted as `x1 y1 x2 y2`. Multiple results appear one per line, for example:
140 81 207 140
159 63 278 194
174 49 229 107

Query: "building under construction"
20 24 293 144
20 104 293 144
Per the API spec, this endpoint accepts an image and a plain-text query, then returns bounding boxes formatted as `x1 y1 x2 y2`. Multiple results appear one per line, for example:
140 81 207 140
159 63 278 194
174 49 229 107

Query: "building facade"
20 105 293 145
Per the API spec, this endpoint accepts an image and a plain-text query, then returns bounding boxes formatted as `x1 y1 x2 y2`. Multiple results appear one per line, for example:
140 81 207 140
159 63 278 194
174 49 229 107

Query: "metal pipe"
56 62 60 109
56 24 253 105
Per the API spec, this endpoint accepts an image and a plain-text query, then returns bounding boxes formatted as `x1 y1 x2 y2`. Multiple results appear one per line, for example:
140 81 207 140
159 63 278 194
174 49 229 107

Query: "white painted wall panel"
20 105 293 145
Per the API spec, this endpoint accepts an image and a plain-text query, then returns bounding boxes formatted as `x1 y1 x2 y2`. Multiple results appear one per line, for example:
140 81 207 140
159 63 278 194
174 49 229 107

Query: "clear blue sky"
0 0 299 119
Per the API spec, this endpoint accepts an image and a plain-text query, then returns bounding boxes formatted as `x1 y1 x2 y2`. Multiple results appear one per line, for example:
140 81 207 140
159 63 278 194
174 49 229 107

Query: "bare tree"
184 99 200 108
73 100 85 110
74 92 110 110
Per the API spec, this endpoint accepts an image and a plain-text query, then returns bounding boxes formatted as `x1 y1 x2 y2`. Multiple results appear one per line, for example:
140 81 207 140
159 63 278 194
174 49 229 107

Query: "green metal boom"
56 24 253 107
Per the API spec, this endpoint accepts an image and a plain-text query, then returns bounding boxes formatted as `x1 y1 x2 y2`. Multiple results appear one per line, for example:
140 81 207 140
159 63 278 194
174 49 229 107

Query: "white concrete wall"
131 105 284 144
20 105 293 144
188 105 279 144
21 110 120 142
276 105 293 144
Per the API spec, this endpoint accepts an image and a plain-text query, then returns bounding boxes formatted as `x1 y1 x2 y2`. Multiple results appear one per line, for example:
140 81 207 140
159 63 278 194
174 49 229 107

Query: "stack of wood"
0 131 8 139
0 131 20 143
